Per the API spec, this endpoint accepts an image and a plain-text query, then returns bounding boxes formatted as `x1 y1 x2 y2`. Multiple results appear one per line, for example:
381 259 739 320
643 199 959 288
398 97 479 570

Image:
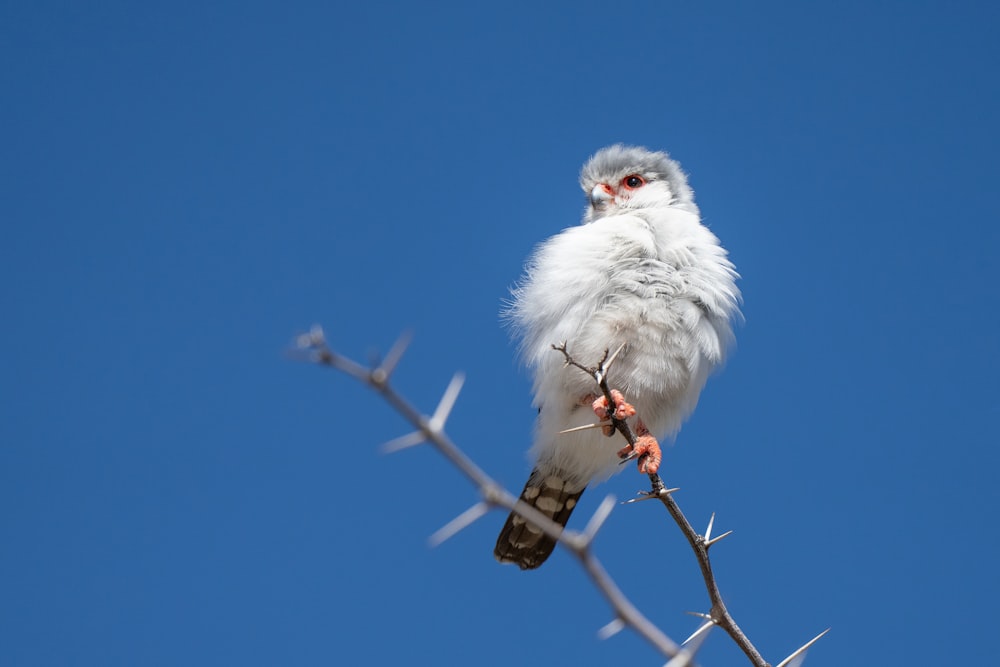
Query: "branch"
293 326 688 662
296 327 825 666
552 342 827 667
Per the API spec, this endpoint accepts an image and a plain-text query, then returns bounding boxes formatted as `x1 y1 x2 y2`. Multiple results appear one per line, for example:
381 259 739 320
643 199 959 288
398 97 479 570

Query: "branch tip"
297 324 325 349
293 325 330 360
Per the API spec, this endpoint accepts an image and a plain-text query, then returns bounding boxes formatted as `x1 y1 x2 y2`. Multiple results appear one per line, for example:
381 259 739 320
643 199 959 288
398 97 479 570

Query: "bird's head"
579 144 696 223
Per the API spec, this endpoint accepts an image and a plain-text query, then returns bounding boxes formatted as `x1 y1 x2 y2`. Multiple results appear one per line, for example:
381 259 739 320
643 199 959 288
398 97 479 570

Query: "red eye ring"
622 174 645 190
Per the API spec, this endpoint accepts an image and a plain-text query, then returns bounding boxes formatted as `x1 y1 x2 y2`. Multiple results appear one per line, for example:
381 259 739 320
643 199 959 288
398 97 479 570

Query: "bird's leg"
585 390 636 436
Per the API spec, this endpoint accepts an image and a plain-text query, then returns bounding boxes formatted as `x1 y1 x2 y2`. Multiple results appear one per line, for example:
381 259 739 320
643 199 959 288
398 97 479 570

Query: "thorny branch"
553 342 830 667
295 326 826 666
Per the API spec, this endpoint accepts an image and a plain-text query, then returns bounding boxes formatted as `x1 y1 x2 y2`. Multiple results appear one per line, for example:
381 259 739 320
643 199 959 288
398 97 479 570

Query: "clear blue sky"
2 2 998 665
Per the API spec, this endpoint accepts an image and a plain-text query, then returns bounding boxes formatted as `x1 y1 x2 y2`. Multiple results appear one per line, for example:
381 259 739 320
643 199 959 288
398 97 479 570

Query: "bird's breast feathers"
498 144 740 544
511 207 738 373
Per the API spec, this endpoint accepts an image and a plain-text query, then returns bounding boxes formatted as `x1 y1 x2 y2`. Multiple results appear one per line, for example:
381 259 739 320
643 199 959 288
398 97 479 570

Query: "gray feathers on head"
580 144 697 213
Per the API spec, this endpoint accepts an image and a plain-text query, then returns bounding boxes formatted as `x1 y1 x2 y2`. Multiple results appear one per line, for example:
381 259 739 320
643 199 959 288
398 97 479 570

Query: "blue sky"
2 2 999 665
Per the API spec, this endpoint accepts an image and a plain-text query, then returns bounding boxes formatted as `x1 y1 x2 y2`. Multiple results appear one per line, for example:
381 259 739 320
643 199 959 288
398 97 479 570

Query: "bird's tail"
494 468 586 570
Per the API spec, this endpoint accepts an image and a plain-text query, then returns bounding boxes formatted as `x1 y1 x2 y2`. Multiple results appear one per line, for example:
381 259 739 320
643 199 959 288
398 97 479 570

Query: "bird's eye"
622 175 645 190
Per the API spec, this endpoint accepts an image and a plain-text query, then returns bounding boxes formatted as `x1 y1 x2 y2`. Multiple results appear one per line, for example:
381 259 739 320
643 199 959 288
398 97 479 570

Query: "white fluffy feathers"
508 145 741 486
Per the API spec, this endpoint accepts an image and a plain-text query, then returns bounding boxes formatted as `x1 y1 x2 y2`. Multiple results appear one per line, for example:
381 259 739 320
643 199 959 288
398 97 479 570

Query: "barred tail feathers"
494 469 586 570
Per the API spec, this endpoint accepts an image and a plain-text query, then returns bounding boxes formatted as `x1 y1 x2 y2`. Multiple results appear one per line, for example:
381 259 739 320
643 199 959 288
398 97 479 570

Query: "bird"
494 144 741 570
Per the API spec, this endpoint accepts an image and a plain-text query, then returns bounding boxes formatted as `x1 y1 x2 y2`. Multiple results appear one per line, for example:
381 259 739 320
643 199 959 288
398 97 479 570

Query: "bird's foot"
616 421 661 474
634 435 662 474
588 390 636 438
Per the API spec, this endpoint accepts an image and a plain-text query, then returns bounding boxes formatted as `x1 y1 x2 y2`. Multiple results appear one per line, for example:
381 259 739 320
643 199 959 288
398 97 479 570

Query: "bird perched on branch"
495 144 741 570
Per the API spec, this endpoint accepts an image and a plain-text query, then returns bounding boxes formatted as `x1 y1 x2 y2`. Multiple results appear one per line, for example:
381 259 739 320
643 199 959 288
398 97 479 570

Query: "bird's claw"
617 446 639 463
633 434 662 474
616 434 661 474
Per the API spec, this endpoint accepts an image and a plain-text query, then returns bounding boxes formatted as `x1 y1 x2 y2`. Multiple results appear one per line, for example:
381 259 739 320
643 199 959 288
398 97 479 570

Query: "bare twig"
551 342 825 667
649 482 767 665
297 327 825 666
296 327 687 662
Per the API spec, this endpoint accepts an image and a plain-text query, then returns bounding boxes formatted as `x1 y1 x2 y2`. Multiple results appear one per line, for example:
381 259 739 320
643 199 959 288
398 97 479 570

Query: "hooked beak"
590 183 615 210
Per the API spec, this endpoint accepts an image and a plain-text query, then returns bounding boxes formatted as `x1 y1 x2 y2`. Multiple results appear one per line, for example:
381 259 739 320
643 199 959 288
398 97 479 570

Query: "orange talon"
590 390 637 437
633 434 662 474
590 389 636 421
629 420 661 474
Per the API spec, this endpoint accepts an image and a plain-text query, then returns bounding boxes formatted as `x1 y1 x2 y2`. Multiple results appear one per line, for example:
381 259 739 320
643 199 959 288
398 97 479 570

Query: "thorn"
597 618 625 640
682 619 715 646
623 494 659 504
429 372 465 431
377 330 412 381
381 431 426 454
618 449 640 464
604 342 627 372
428 501 491 547
775 628 831 667
684 611 712 620
558 421 612 434
663 647 698 667
705 530 733 548
668 619 713 667
705 512 716 542
583 494 617 543
623 487 679 504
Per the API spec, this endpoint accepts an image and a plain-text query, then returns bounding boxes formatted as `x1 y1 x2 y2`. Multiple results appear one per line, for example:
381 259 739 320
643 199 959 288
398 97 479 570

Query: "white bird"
495 144 741 570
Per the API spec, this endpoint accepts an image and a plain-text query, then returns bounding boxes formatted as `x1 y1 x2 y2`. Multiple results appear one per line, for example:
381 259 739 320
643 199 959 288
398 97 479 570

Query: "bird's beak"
590 183 615 210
